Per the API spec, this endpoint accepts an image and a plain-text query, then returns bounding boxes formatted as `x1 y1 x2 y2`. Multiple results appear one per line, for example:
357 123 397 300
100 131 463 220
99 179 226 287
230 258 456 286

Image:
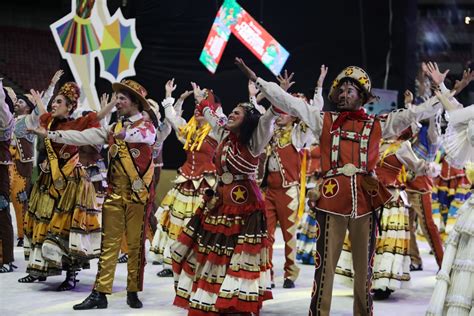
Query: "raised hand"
248 80 259 97
165 78 177 98
191 82 205 103
404 89 414 105
235 57 257 82
453 68 474 95
179 90 193 101
109 93 117 106
276 69 295 92
316 64 328 88
100 93 110 109
51 70 64 86
425 61 449 87
97 93 117 120
30 89 45 107
434 89 456 112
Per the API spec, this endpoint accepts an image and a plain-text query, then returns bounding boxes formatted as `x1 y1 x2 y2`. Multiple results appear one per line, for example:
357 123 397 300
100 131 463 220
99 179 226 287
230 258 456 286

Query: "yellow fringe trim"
178 116 211 151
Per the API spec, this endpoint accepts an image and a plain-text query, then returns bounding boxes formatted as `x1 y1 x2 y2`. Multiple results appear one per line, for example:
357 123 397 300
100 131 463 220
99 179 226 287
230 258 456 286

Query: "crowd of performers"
0 58 473 316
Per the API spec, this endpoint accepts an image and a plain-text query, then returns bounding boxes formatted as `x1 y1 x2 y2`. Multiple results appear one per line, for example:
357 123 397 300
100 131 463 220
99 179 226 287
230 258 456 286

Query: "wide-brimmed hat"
17 95 35 112
112 79 149 111
328 66 375 103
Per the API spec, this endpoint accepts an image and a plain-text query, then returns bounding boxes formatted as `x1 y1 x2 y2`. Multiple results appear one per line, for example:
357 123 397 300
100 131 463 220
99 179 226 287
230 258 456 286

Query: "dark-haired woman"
171 82 277 315
150 80 218 277
19 82 108 290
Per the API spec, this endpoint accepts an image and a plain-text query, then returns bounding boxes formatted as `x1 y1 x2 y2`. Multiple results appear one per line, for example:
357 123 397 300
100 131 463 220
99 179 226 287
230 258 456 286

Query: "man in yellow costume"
39 79 156 309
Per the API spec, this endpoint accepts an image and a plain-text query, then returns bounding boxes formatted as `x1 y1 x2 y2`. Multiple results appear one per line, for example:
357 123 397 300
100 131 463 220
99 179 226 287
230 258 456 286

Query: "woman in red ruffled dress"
171 82 278 315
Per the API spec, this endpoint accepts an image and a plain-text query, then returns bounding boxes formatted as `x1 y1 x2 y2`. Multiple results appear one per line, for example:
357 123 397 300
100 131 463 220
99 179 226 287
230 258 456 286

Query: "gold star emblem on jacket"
322 179 339 198
231 185 248 204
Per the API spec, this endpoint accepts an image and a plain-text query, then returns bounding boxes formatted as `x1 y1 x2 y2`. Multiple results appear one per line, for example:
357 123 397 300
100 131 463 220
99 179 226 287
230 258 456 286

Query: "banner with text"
200 0 289 76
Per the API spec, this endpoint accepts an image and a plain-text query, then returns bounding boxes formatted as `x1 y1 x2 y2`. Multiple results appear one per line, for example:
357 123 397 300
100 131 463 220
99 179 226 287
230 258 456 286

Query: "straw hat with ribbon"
112 79 150 111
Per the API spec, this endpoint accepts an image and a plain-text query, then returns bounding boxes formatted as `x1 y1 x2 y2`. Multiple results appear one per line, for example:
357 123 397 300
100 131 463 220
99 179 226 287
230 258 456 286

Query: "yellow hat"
328 66 374 103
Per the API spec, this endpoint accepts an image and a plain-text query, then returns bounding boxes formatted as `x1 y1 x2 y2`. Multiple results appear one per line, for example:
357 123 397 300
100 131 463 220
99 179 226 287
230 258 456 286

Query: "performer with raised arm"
431 69 474 233
261 70 315 289
296 65 327 266
406 62 471 271
171 82 278 315
150 79 217 278
0 79 15 273
236 57 444 315
18 80 108 290
8 70 63 248
426 90 474 316
34 79 154 309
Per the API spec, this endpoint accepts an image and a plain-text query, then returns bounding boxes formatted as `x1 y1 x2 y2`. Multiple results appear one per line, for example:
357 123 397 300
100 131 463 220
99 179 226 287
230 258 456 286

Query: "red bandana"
330 108 370 132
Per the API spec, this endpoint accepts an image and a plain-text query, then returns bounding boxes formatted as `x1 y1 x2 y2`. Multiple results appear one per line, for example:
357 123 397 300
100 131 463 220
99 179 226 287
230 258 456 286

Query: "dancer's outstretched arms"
97 92 117 121
248 80 266 114
174 90 193 116
312 64 327 111
42 69 64 106
162 79 187 138
235 57 323 141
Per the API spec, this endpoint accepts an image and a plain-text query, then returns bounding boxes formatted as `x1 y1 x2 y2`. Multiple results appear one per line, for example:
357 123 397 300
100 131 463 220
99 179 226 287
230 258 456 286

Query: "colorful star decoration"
98 9 142 82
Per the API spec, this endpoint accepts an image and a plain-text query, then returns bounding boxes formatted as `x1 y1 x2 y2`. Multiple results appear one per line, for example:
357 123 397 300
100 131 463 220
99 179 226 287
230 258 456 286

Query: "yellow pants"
9 163 28 239
94 176 147 294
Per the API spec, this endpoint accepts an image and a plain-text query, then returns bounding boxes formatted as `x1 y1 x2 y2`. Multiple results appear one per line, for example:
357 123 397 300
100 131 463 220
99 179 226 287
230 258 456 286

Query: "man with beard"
37 79 155 309
236 58 444 316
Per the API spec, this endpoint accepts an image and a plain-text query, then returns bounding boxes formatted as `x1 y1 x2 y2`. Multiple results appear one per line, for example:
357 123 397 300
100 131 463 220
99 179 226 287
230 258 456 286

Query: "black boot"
73 291 108 310
127 291 143 309
373 288 393 300
17 238 24 247
57 269 79 291
156 268 173 277
283 278 295 288
410 263 423 271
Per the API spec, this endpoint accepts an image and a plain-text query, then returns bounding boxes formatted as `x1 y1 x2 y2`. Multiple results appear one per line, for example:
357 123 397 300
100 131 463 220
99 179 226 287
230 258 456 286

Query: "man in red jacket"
236 57 443 316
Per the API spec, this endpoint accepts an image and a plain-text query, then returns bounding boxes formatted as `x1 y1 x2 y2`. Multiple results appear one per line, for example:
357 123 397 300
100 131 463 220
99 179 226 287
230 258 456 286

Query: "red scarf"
330 108 370 132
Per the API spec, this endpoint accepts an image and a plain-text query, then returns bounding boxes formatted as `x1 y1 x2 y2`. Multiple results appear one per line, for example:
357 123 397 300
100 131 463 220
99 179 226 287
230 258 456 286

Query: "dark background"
1 0 473 168
105 0 416 168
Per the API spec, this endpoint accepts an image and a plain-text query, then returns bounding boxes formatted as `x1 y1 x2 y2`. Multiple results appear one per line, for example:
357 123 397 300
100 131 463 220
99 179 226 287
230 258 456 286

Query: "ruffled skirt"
150 174 215 265
171 198 272 315
427 194 474 316
84 160 108 206
23 166 101 277
432 175 472 218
